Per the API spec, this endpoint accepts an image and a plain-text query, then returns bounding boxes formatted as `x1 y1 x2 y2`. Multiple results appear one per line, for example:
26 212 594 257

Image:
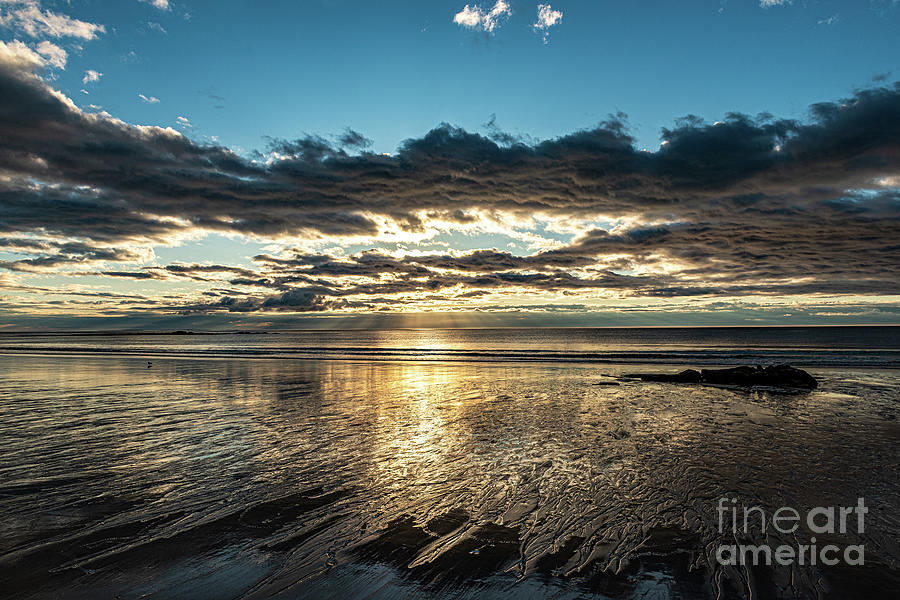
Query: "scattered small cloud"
868 0 899 17
138 93 160 104
817 14 839 26
0 0 105 40
533 4 562 43
34 40 66 68
337 128 372 149
140 0 170 10
176 115 192 128
483 113 524 145
759 0 790 7
81 69 101 85
453 1 511 33
199 87 226 109
146 21 167 35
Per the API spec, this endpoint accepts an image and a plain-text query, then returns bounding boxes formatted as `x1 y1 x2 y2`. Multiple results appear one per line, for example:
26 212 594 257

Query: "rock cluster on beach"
623 365 818 390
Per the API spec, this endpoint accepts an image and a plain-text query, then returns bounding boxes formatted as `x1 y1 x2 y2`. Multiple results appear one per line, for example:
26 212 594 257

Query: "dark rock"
700 365 818 389
623 365 817 390
623 369 701 383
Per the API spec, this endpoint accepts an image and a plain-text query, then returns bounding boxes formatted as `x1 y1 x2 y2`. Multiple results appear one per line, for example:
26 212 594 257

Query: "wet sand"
1 354 898 598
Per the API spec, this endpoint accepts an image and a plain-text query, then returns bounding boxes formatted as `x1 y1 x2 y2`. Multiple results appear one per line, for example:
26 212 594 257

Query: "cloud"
81 69 101 84
0 38 44 71
0 1 101 73
175 115 191 128
0 0 105 40
759 0 790 7
817 14 839 26
453 1 512 33
0 52 898 313
200 87 226 108
533 4 562 43
337 128 372 149
140 0 170 10
0 238 152 272
34 40 65 68
138 93 160 103
146 21 167 35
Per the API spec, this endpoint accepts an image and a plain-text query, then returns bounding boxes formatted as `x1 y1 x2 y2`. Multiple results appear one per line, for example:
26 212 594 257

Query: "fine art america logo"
715 497 867 566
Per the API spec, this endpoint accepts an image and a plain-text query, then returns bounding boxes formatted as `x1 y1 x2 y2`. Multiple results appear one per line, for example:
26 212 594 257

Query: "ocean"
1 326 898 366
1 327 898 598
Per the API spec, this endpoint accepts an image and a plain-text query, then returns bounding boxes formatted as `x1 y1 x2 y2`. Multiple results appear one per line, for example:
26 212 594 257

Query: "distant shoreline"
1 324 898 336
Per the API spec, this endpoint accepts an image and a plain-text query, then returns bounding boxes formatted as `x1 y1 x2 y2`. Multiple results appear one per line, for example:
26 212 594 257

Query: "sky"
0 0 898 330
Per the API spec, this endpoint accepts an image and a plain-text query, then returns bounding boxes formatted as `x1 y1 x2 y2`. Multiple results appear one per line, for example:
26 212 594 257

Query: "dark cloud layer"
0 237 147 271
1 49 899 315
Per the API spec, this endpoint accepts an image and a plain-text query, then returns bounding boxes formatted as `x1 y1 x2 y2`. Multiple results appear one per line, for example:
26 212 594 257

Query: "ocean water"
0 327 898 599
1 326 898 367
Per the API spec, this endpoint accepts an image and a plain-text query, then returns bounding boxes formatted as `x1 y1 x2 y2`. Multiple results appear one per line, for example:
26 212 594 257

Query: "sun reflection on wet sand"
0 354 898 599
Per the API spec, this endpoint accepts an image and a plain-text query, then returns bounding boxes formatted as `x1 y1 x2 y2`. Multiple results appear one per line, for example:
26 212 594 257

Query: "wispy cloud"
139 0 170 11
176 115 192 128
81 69 101 85
146 21 167 35
533 4 562 43
453 1 512 33
34 39 65 68
199 86 226 109
0 0 105 40
759 0 791 7
138 93 160 103
817 14 839 26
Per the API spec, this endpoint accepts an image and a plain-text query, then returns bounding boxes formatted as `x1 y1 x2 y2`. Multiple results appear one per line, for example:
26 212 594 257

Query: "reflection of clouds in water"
0 356 898 598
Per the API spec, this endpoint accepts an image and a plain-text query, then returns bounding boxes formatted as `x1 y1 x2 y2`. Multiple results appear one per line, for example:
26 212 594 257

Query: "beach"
1 327 898 599
3 0 899 596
